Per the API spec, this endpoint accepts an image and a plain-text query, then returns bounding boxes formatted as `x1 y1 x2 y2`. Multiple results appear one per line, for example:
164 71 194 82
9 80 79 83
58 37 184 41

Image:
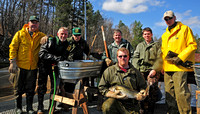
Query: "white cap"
163 10 175 18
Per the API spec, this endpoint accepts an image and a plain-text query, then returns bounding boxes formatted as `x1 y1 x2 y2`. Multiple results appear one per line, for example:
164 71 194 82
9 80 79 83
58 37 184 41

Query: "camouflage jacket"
98 63 147 96
66 36 89 61
132 41 162 72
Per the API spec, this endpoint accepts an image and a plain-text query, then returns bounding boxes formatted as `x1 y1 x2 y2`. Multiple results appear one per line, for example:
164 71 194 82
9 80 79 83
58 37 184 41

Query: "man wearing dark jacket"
37 27 69 113
66 27 89 61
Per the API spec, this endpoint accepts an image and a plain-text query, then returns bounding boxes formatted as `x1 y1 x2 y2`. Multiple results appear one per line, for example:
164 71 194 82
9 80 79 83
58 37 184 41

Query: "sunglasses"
118 55 128 58
164 17 173 21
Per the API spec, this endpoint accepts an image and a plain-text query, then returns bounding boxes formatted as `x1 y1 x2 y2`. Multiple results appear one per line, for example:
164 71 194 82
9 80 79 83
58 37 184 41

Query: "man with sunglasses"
9 15 46 114
98 47 147 114
66 27 89 61
161 10 197 114
132 27 162 114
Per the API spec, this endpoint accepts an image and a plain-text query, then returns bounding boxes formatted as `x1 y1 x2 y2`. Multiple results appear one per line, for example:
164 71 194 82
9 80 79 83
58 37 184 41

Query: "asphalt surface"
0 67 197 114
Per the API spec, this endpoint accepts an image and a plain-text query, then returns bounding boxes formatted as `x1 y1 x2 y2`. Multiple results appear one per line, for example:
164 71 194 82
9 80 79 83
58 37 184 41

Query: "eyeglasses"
164 17 173 21
118 55 128 58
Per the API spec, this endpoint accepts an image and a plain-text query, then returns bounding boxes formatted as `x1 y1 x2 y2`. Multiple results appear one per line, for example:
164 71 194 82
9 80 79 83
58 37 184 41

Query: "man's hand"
40 35 48 44
166 57 183 65
8 58 18 73
136 89 147 101
147 70 157 85
105 58 113 66
105 90 128 99
148 70 156 78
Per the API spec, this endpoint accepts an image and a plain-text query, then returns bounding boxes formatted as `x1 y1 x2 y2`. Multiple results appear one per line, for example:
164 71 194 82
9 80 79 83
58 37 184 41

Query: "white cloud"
183 16 200 28
102 0 163 14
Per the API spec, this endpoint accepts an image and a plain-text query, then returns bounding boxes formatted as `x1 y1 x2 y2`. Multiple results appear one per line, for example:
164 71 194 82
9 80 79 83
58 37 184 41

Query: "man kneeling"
98 47 147 114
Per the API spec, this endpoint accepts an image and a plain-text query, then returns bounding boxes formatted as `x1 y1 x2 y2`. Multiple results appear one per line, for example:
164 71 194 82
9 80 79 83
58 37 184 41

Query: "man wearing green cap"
9 15 45 114
66 27 89 60
62 27 90 96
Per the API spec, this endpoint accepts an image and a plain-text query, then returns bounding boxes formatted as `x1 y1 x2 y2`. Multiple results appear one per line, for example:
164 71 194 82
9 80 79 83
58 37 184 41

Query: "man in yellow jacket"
161 10 197 114
9 15 46 114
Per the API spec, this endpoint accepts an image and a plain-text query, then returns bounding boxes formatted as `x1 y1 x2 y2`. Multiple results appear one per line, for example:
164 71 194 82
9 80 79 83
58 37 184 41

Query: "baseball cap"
29 15 39 22
163 10 175 19
72 28 81 35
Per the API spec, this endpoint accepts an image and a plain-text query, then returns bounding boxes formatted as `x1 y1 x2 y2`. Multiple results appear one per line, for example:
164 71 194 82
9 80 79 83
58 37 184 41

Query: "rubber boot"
15 95 22 114
26 93 35 114
37 94 44 114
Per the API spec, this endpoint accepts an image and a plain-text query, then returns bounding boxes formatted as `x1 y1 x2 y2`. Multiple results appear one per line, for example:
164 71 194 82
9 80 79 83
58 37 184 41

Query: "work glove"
105 90 128 99
166 57 183 65
8 58 18 73
181 61 193 69
105 58 113 67
136 89 147 101
40 35 48 44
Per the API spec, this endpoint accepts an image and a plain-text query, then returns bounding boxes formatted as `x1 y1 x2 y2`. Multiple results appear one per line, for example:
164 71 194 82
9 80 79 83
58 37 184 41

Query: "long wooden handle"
101 26 109 58
87 34 97 59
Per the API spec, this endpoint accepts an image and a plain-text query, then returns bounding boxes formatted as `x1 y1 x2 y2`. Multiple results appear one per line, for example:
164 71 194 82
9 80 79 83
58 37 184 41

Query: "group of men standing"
9 15 89 114
8 9 197 114
98 10 197 114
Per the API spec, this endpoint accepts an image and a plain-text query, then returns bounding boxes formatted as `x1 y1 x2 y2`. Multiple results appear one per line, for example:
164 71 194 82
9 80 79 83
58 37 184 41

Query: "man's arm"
9 32 20 60
39 37 63 62
132 44 140 69
9 32 20 73
177 27 197 62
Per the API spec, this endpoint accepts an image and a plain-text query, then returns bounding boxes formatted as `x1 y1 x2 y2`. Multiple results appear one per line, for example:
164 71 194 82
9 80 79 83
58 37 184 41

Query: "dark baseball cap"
29 15 39 22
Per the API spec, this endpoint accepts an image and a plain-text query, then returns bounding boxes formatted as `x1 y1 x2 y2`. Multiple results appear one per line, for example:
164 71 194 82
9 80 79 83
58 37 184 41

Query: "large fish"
109 85 138 98
109 85 150 99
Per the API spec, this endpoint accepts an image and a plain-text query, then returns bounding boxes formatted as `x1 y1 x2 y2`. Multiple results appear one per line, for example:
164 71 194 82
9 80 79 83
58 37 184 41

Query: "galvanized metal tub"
194 63 200 89
58 60 102 81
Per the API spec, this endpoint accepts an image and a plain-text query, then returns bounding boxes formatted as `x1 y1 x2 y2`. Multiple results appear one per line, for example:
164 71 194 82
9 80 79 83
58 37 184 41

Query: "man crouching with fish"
98 47 147 114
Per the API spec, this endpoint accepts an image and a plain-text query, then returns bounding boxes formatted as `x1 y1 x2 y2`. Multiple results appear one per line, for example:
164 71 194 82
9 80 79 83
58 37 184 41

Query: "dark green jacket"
66 36 89 60
39 36 69 64
102 38 134 63
98 63 147 96
132 41 162 72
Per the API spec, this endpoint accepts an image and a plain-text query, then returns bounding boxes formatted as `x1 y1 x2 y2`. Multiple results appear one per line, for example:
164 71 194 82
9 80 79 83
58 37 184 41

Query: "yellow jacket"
161 22 197 71
9 24 46 70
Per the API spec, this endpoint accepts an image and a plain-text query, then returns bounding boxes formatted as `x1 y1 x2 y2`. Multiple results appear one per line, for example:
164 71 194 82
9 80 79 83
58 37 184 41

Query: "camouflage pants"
164 71 192 114
102 98 139 114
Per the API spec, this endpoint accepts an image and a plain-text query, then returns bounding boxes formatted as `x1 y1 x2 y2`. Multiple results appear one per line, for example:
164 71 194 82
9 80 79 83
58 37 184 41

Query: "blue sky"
90 0 200 38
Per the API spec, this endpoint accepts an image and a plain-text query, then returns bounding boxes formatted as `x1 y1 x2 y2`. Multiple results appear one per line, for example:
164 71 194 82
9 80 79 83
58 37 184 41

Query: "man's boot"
15 95 22 114
26 93 35 114
37 94 44 114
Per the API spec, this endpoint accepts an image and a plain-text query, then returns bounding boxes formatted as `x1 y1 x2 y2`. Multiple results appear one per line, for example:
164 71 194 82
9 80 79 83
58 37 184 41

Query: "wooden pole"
101 26 109 58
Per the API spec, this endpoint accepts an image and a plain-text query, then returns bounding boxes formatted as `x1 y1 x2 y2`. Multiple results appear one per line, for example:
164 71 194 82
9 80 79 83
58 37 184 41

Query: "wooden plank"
196 90 200 114
52 95 76 106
